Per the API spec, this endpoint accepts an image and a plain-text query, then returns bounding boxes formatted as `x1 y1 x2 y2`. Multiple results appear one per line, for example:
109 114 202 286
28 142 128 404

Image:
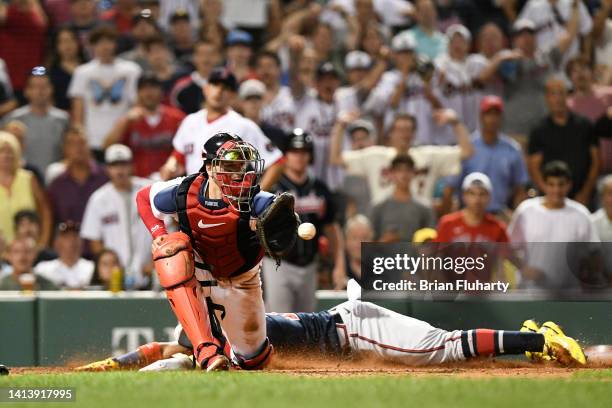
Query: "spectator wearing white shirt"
434 24 482 133
508 161 600 290
470 23 506 98
69 26 142 160
254 50 297 134
334 49 388 116
35 221 94 289
292 60 344 190
365 32 444 145
80 144 153 289
330 110 473 210
518 0 592 67
592 175 612 242
591 0 612 85
160 68 283 190
591 175 612 285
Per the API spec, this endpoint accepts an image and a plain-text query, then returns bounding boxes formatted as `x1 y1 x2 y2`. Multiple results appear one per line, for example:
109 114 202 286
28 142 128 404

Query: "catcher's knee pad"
233 338 273 370
153 232 195 288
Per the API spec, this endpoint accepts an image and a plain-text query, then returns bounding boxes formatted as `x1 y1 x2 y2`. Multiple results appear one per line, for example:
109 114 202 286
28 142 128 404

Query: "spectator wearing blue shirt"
403 0 447 60
456 96 529 214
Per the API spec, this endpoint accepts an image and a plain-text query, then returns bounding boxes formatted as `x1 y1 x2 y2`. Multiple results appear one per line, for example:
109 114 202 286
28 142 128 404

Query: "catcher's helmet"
202 132 243 163
204 133 264 212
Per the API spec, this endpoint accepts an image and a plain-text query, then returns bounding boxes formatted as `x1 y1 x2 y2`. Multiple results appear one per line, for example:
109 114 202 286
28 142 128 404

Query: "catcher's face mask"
210 140 264 212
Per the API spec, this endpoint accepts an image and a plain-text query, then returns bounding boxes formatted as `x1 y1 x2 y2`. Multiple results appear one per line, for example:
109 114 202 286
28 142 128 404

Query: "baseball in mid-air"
298 223 316 240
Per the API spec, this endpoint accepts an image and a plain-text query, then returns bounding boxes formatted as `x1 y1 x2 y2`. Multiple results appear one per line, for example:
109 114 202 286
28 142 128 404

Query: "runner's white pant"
332 300 466 365
195 264 266 358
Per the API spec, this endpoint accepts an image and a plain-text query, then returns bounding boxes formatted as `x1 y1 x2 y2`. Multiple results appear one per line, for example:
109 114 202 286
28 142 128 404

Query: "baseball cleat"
539 321 587 366
520 319 548 361
205 354 230 372
75 358 120 372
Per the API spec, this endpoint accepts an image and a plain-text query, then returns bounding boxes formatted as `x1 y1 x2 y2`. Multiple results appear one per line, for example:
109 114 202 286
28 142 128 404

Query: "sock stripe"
468 330 476 356
498 330 504 354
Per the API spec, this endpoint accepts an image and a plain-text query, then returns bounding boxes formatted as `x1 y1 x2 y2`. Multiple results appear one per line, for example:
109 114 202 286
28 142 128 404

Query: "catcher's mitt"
256 192 300 263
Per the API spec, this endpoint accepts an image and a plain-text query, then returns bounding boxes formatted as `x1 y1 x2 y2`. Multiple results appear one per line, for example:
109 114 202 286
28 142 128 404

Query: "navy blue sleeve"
153 185 179 214
252 191 276 217
265 311 342 354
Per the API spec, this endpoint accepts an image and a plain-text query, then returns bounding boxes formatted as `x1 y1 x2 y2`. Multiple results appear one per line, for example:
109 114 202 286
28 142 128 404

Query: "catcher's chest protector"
177 174 264 279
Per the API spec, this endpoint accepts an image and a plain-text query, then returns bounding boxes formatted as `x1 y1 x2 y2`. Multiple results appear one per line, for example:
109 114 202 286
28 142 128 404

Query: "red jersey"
0 5 47 90
436 211 508 243
122 105 185 177
435 212 508 284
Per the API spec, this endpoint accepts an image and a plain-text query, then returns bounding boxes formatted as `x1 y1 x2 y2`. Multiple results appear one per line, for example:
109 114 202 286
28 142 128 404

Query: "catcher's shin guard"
153 232 224 368
233 338 273 370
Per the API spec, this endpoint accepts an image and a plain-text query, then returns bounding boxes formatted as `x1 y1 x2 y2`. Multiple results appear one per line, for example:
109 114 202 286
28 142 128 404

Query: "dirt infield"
9 352 612 379
266 352 612 378
7 345 611 378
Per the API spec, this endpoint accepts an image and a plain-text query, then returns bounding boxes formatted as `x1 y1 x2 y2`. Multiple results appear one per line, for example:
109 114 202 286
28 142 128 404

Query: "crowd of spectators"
0 0 611 304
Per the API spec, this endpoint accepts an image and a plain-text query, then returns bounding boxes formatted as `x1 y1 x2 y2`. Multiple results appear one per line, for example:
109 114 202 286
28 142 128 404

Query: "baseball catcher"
136 132 298 371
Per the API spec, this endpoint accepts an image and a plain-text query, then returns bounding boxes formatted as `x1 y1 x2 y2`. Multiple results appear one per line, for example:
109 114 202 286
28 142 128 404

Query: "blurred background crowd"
0 0 611 309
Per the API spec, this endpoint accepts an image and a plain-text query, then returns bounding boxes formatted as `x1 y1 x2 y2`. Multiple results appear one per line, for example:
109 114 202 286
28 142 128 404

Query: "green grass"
1 371 611 408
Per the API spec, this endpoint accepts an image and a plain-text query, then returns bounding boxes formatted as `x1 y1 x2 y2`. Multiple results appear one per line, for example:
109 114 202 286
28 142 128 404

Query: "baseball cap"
169 9 190 24
391 32 416 52
347 119 375 136
226 30 253 47
316 62 341 79
513 19 536 34
345 51 372 70
480 95 504 113
239 79 266 100
208 68 238 91
446 24 471 42
133 8 155 24
137 72 162 89
462 172 492 193
105 144 133 164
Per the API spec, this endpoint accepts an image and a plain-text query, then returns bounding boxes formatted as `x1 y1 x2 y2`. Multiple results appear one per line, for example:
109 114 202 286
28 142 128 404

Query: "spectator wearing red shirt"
436 172 508 284
100 0 138 34
103 73 185 178
437 172 508 243
0 0 47 102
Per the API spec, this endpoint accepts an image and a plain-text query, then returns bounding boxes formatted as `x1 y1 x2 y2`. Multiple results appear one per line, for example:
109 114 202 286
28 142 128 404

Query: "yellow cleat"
539 321 587 366
75 358 121 372
520 319 549 361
